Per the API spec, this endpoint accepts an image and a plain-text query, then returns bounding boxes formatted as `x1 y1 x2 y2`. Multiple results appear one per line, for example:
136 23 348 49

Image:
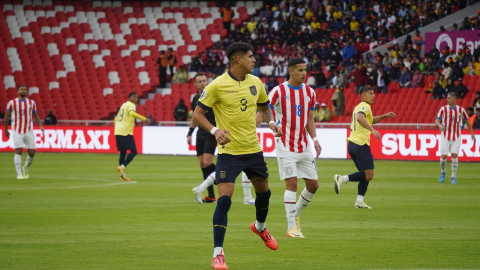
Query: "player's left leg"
14 148 24 179
450 139 461 184
439 137 450 183
354 169 373 209
22 131 36 179
295 155 319 230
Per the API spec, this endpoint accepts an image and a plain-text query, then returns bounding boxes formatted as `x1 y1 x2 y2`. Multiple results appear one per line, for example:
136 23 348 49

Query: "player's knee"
365 171 374 181
306 181 319 193
451 153 458 158
199 161 206 168
441 155 448 160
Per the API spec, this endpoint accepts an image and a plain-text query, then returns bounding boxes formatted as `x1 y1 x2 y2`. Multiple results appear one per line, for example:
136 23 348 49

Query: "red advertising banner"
367 129 480 161
425 30 480 55
0 126 143 153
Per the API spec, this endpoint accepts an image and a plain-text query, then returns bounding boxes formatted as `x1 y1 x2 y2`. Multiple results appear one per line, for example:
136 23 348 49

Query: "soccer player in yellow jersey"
333 87 395 209
114 92 150 181
193 42 282 269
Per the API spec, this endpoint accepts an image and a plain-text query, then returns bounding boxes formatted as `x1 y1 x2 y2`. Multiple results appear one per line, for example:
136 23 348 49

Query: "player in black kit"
188 74 218 203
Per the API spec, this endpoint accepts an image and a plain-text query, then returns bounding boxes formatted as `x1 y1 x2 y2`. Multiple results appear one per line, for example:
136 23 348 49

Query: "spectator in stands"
173 99 188 123
455 78 469 99
462 49 473 69
399 67 412 88
442 62 453 80
431 81 445 99
189 55 203 72
425 57 438 75
314 69 327 88
44 109 57 125
221 3 234 34
167 48 177 78
342 40 357 61
413 30 424 54
273 60 287 78
411 69 425 88
389 62 402 82
157 50 168 88
474 108 480 129
473 92 480 109
334 70 347 89
146 114 156 126
464 61 475 75
172 65 189 84
260 60 274 77
439 74 447 89
377 68 389 94
332 86 345 116
212 61 225 79
264 76 279 94
474 34 480 59
426 44 440 63
467 107 475 127
348 64 368 94
316 103 332 122
452 61 464 81
445 78 456 94
437 49 449 69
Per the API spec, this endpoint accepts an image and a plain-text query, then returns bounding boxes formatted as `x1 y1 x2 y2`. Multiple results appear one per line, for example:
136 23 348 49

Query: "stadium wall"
1 127 479 161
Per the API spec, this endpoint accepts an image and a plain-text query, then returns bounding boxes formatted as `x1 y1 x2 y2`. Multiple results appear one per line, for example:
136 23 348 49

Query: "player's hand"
314 141 322 158
187 136 192 145
269 123 282 137
472 134 477 144
40 126 44 136
372 129 381 140
385 112 396 118
439 125 445 132
145 118 152 125
4 129 10 139
214 129 231 145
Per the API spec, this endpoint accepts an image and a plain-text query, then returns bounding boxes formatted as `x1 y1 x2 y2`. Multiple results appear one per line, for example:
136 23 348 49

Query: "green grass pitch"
0 152 479 269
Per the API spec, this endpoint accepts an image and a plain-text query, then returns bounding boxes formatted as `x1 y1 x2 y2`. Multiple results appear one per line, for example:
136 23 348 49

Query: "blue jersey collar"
287 83 303 90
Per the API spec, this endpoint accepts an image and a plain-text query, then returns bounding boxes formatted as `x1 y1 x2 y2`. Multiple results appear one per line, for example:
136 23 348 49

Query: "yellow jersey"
348 101 373 146
198 71 269 155
114 101 144 136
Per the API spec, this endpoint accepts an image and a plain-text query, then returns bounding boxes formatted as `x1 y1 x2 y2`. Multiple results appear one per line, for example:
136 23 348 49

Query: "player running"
114 92 150 181
265 58 322 238
189 73 256 205
4 85 44 179
435 92 476 184
193 42 281 269
333 86 395 209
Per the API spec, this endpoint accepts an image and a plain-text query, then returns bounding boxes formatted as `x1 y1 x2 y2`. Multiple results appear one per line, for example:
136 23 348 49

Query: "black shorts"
116 135 137 152
196 133 217 156
215 152 269 184
348 142 374 171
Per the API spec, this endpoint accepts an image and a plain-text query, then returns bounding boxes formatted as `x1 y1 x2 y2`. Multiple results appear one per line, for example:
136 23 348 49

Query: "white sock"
14 154 22 175
284 190 297 230
357 195 364 202
242 173 252 200
198 172 215 192
213 247 224 258
24 155 34 169
296 188 315 218
451 157 458 178
440 158 447 173
342 175 349 182
121 164 125 170
255 221 265 232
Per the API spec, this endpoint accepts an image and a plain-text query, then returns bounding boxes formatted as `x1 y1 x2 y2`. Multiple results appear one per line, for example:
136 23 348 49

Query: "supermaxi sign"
425 30 480 53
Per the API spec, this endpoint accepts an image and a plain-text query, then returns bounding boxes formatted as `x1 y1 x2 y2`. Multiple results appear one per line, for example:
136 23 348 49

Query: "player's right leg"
439 138 450 183
450 140 461 184
22 131 36 179
13 133 25 179
284 177 304 238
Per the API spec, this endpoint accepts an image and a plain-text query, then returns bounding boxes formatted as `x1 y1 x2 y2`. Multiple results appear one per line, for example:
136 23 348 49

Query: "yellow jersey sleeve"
198 79 218 108
257 82 269 105
347 102 373 146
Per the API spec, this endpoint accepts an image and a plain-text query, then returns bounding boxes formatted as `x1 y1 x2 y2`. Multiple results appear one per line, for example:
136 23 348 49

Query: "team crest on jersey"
285 167 293 175
220 171 226 179
249 85 257 96
305 96 310 103
200 90 207 100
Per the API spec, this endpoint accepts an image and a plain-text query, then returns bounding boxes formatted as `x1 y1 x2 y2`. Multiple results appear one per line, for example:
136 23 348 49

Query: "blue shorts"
348 142 374 171
115 135 137 152
215 152 269 184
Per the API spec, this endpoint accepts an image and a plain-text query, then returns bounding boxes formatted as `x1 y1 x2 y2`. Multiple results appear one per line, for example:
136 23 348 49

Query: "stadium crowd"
182 0 480 97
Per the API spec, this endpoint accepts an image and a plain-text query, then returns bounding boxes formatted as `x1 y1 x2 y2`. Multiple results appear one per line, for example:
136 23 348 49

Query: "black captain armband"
187 127 195 137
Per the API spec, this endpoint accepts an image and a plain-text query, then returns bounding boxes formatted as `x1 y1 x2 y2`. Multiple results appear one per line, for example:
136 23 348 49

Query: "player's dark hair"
447 92 457 98
288 58 306 69
467 106 474 111
226 42 254 62
128 92 138 98
17 84 27 90
360 86 374 95
194 73 206 82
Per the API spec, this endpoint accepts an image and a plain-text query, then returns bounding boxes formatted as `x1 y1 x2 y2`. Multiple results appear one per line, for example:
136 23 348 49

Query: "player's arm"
255 111 264 127
3 110 11 138
193 104 231 145
435 117 445 131
464 118 477 143
129 110 151 124
187 119 197 145
306 109 322 158
357 112 381 139
257 104 281 137
32 111 44 134
373 112 396 124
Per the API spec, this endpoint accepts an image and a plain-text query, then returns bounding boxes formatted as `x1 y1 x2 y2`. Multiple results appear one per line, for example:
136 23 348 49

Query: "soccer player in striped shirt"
114 92 150 181
435 92 476 184
334 87 395 209
267 58 322 238
4 85 44 179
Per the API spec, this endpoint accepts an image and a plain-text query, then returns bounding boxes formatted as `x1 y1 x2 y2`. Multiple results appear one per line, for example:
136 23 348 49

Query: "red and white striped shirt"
6 98 37 134
269 82 316 153
436 105 468 141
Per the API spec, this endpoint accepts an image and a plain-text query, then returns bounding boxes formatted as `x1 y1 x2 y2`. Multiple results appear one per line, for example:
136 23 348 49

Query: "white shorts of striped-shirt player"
439 136 461 155
12 130 36 149
275 138 318 181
